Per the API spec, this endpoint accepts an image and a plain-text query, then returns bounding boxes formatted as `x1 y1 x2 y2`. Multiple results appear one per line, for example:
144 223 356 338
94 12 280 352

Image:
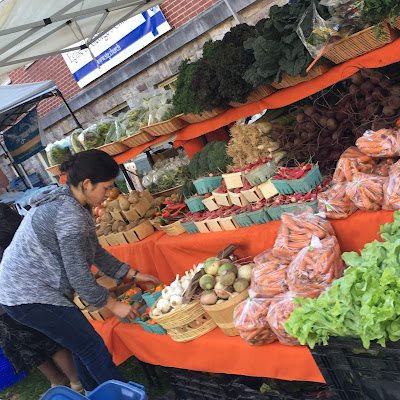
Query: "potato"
104 226 113 236
102 212 113 223
96 228 104 237
119 197 130 211
112 220 126 233
129 190 139 196
144 209 156 218
128 195 139 204
117 226 126 232
109 199 119 208
126 221 139 230
114 204 121 211
108 206 114 212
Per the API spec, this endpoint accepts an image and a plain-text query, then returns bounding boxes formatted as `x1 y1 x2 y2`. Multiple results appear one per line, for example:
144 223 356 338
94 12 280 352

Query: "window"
106 102 130 117
157 74 178 91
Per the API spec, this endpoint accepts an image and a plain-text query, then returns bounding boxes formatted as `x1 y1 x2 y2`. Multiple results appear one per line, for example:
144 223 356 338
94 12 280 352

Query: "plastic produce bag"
332 147 375 182
233 290 277 346
266 292 300 346
78 125 106 150
123 107 148 132
356 129 400 157
287 235 344 298
251 250 289 298
94 117 115 140
318 182 358 219
272 207 335 260
372 158 396 176
105 120 127 144
346 172 386 211
383 161 400 210
153 103 174 123
46 138 73 166
70 129 84 153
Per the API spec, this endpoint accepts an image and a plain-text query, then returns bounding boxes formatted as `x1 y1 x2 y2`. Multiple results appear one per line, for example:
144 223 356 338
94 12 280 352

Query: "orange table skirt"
92 210 395 382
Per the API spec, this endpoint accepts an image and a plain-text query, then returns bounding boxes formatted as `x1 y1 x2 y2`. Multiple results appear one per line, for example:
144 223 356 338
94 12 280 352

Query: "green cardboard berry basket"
185 196 205 213
288 166 323 194
243 161 276 186
248 207 272 225
232 212 253 227
267 205 283 220
142 291 162 308
181 220 200 234
117 303 147 323
271 179 294 195
193 176 222 195
137 319 167 335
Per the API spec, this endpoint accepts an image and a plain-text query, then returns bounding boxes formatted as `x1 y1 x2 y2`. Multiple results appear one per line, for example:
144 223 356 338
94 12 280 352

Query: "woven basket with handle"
272 64 330 89
150 299 217 342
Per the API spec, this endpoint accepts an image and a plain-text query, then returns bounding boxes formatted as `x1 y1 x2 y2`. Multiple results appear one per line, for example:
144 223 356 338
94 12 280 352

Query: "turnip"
388 96 400 109
199 274 216 290
217 262 237 276
214 282 233 299
351 72 363 85
233 278 249 293
200 290 218 305
383 106 396 117
204 259 220 275
220 270 236 286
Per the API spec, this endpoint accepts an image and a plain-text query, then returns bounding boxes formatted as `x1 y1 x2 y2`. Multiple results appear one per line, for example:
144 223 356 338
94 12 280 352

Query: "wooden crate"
218 216 239 231
124 220 154 243
205 218 223 232
123 197 151 221
241 186 264 203
81 306 114 321
98 235 110 247
202 195 219 211
228 190 249 208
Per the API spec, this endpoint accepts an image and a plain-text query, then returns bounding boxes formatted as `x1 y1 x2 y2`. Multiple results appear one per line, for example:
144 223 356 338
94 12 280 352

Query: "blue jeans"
2 303 126 391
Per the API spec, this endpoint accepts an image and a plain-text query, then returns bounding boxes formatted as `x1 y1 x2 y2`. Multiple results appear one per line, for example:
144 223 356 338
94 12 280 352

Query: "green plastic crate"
185 196 205 213
181 220 199 234
193 176 222 195
248 207 272 224
307 199 319 213
243 161 276 186
232 212 253 227
137 319 167 335
271 179 294 194
267 205 283 220
142 290 162 308
288 166 323 194
280 203 300 214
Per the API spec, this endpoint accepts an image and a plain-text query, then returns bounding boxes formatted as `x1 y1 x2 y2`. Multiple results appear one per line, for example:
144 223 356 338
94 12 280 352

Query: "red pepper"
162 210 171 218
162 200 174 204
154 212 161 217
170 205 186 216
166 202 186 210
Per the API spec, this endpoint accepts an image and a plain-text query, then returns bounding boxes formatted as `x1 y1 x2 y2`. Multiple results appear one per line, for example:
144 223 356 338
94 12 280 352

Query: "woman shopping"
0 149 160 392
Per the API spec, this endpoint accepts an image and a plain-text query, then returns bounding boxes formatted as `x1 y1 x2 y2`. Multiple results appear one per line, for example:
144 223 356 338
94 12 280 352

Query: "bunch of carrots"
318 182 358 219
355 129 400 158
383 161 400 210
287 236 344 299
266 294 299 346
346 172 387 212
233 294 277 346
251 250 289 298
272 208 334 259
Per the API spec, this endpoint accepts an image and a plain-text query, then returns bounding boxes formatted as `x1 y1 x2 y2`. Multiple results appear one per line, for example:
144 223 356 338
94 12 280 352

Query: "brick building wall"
8 0 220 118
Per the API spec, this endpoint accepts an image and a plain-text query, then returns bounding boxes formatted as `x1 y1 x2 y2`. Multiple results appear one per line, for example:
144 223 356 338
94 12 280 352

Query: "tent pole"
18 163 34 189
0 141 30 190
36 152 58 184
119 164 134 191
55 89 82 129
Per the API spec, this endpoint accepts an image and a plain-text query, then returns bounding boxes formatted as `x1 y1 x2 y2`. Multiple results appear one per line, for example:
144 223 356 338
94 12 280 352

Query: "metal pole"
145 150 155 167
223 0 243 24
119 164 134 192
36 152 58 184
55 89 83 129
201 134 208 146
0 141 30 190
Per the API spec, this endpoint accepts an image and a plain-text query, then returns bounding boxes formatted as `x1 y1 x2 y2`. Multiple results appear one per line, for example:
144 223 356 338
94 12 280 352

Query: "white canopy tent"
0 0 164 76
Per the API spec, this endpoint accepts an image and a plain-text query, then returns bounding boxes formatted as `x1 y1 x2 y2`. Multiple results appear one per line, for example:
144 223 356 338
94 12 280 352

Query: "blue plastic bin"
41 380 147 400
0 355 26 391
185 196 205 213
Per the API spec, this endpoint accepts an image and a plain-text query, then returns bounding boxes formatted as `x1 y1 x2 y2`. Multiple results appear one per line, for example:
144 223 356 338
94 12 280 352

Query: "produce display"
285 211 400 349
45 137 73 166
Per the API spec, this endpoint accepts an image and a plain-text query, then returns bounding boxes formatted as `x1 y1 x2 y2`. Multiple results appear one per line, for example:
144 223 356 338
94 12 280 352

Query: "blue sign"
3 108 45 164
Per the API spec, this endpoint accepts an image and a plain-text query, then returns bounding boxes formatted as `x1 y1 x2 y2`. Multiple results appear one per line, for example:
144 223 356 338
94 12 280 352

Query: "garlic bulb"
170 274 180 289
181 279 190 290
170 295 183 308
161 287 173 300
157 298 171 313
173 286 184 296
152 308 162 316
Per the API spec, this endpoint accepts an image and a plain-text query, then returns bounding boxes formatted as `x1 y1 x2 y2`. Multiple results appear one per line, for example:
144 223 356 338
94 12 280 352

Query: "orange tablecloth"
92 210 394 382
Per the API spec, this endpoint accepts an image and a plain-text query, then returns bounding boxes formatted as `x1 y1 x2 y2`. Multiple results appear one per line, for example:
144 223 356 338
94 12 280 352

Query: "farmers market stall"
89 209 394 382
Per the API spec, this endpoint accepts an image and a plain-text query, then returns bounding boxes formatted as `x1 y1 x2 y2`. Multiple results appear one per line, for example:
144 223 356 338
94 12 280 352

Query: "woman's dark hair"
60 150 119 187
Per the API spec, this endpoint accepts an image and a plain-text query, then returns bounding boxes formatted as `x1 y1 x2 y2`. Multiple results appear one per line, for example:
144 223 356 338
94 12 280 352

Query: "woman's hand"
105 296 139 319
135 272 160 286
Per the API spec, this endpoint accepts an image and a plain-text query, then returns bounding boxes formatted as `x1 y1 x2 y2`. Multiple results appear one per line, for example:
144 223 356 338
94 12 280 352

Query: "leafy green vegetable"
178 180 197 199
147 165 191 194
46 140 73 166
362 0 400 25
244 0 329 86
285 211 400 349
70 129 84 153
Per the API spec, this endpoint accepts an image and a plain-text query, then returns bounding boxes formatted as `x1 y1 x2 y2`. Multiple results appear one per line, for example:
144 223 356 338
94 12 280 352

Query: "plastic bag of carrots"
266 292 299 346
251 250 289 298
272 207 335 260
383 161 400 210
233 290 277 346
317 182 358 219
356 129 400 157
287 235 344 298
372 158 397 177
346 172 386 211
333 147 375 183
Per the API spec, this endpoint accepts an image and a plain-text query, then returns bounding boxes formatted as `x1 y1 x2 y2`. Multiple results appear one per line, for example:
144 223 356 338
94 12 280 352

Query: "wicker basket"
46 164 61 176
272 64 330 89
120 131 153 147
202 289 249 336
150 218 163 231
179 105 230 124
142 115 188 137
151 185 182 198
323 23 399 64
393 17 400 29
160 220 186 236
96 141 129 156
229 85 276 108
150 299 217 342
